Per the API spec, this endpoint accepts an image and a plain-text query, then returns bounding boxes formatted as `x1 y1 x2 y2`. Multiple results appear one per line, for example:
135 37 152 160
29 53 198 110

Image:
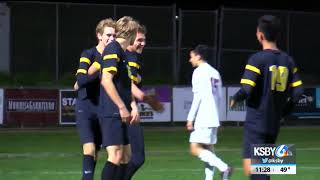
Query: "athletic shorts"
243 128 278 158
189 127 218 145
99 116 129 147
76 99 101 149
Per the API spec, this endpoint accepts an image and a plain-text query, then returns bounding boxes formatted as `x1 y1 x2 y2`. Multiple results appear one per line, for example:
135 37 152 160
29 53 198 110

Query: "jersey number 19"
269 65 289 92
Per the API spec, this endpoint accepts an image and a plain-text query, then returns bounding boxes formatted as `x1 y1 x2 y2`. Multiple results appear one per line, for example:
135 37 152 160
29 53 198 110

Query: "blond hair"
116 16 139 40
96 18 116 35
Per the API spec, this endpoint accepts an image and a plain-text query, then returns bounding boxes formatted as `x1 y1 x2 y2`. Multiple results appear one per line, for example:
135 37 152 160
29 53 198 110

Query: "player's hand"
130 102 140 124
73 82 79 91
229 99 236 108
143 94 164 113
186 121 194 131
119 106 130 123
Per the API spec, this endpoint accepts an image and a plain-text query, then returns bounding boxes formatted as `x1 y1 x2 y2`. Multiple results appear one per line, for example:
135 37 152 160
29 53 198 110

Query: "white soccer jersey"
187 62 222 128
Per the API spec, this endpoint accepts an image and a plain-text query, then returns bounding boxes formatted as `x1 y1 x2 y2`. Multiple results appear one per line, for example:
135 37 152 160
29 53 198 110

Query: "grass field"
0 126 319 180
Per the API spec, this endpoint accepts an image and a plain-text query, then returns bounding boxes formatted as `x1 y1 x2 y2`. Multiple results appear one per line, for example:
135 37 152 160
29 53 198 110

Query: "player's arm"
282 65 304 117
128 55 144 100
230 56 260 107
186 71 202 130
101 47 130 121
130 92 140 124
74 51 91 90
132 82 145 101
75 51 99 90
88 61 101 76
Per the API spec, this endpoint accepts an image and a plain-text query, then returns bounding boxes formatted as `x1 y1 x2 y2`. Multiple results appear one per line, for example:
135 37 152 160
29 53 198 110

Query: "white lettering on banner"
138 103 171 122
7 100 56 112
62 98 76 106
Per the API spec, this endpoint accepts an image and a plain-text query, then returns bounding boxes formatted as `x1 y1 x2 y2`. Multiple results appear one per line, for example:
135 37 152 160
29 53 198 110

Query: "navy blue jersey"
76 47 101 105
233 49 303 134
99 41 132 117
126 50 142 87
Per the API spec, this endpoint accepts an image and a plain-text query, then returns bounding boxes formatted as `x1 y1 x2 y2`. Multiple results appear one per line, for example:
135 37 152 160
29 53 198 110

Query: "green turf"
0 126 319 180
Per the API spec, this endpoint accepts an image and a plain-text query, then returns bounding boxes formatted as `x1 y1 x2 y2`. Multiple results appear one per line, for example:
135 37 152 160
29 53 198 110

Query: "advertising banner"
5 89 59 126
138 86 171 122
290 88 320 119
226 87 246 121
173 87 227 122
0 89 3 124
60 89 77 125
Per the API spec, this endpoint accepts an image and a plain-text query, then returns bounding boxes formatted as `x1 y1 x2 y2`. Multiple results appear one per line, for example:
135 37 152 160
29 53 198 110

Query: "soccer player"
124 24 147 180
74 18 115 180
99 16 139 180
229 15 303 180
186 45 232 180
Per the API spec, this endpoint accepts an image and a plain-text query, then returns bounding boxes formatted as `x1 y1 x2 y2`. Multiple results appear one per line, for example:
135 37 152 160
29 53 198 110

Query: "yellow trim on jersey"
102 67 117 73
240 79 256 87
245 64 261 75
131 75 139 84
103 54 120 61
76 69 87 75
293 67 298 74
128 62 140 69
291 80 302 87
92 61 101 69
80 57 91 65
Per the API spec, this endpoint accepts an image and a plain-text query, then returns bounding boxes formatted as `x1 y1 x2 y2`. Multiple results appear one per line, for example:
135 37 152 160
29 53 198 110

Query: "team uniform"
188 62 222 144
188 62 231 180
232 49 303 159
75 47 102 149
99 41 132 147
125 50 145 179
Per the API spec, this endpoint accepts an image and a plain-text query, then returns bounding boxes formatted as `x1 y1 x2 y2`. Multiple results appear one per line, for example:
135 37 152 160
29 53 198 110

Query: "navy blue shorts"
76 99 101 149
128 124 145 161
243 128 278 158
99 116 129 147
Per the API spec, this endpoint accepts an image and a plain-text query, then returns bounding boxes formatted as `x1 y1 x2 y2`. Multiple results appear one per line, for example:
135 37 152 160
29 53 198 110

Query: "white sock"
204 163 215 180
198 149 228 172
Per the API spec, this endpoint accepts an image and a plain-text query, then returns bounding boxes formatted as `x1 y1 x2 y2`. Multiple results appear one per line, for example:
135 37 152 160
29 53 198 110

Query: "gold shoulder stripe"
92 61 101 69
102 67 117 73
76 69 87 75
128 62 140 69
291 80 302 87
245 64 261 75
240 78 256 87
80 57 91 65
130 75 139 83
103 54 119 61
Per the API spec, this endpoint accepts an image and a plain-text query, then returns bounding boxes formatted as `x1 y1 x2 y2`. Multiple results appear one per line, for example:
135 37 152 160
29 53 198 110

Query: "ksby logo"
275 145 292 157
254 144 292 157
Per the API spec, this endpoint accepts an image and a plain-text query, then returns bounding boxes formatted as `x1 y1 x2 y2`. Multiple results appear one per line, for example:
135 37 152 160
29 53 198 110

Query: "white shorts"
189 127 218 145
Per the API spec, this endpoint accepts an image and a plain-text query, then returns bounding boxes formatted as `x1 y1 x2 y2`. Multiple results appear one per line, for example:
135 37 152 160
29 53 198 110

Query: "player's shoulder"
108 41 121 50
247 49 279 65
125 50 138 60
80 47 96 58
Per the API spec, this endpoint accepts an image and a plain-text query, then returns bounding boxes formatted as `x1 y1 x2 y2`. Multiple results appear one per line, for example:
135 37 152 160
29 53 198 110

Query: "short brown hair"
96 18 115 35
138 24 147 35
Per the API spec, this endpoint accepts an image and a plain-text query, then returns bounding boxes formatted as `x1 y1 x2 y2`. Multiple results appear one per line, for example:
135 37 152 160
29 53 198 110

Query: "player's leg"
100 116 124 180
76 100 97 180
124 124 145 180
204 162 215 180
115 123 131 180
243 128 270 180
189 127 231 178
